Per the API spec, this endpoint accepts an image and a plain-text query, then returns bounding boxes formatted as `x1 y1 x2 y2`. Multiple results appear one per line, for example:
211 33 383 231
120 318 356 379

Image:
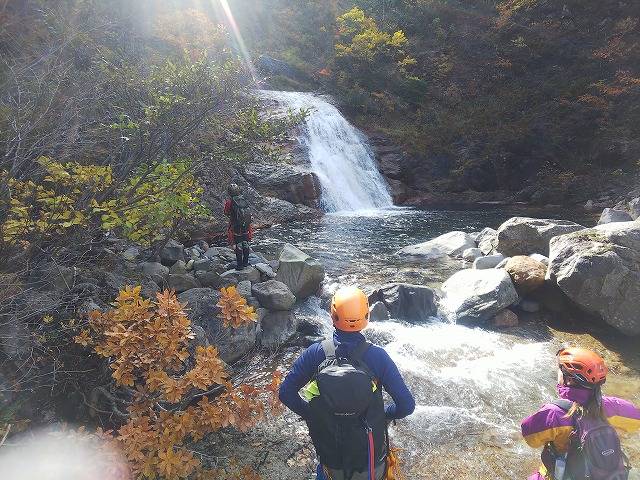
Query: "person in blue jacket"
279 286 415 480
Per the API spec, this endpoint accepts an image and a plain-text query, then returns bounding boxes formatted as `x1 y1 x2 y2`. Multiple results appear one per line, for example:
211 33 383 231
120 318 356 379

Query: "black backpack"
552 399 630 480
306 340 387 479
230 194 251 232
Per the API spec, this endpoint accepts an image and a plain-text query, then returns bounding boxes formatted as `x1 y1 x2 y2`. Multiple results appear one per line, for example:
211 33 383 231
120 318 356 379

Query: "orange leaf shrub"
75 287 277 479
217 285 258 328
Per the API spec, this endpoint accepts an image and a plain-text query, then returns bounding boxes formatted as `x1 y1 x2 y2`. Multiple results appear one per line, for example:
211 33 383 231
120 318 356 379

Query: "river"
252 91 640 479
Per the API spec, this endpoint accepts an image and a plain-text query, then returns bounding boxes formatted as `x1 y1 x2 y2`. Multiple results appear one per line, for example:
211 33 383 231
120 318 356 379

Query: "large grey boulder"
397 231 476 259
504 256 546 294
160 239 185 266
547 222 640 335
598 208 633 225
473 254 505 270
369 301 390 321
477 227 498 255
177 288 256 363
368 283 438 322
243 162 321 208
251 280 296 311
259 310 298 349
275 244 325 299
495 217 584 256
439 269 519 324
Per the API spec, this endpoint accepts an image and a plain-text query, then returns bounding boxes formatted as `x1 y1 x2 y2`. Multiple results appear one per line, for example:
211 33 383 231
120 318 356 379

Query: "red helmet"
557 347 607 387
331 286 369 332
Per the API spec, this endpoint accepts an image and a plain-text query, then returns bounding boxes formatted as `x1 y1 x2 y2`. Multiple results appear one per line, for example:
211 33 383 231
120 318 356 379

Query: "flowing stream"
255 92 640 478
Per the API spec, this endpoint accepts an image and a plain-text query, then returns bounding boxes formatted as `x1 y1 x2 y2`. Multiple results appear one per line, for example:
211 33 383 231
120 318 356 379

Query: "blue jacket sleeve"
376 348 415 420
278 343 322 419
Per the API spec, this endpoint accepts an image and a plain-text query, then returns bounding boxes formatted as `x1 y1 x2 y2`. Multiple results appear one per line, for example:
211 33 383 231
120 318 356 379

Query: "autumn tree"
74 286 281 479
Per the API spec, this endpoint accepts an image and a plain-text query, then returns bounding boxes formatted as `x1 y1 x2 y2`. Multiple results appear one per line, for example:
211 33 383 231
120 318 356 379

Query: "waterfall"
260 90 393 212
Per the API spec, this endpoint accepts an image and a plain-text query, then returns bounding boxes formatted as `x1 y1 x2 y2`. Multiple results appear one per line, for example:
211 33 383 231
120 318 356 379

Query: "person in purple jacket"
279 286 415 480
521 347 640 480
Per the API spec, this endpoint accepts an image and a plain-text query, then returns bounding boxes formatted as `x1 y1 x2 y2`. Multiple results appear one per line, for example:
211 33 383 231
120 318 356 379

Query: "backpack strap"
321 339 337 360
349 341 371 362
552 398 574 412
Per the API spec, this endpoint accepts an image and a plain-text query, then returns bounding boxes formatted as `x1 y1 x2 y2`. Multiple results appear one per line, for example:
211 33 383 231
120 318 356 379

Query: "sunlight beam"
215 0 259 85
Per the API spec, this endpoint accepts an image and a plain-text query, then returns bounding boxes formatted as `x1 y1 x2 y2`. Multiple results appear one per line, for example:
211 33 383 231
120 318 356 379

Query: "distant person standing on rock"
224 183 253 271
279 286 415 480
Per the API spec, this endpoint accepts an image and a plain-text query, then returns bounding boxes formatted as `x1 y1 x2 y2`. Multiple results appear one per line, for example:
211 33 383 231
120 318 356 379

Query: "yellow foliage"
217 285 258 328
75 287 276 479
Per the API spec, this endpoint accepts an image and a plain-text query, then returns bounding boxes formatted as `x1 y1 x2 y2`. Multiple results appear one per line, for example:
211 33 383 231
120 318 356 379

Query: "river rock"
204 247 236 262
177 288 256 363
495 217 584 256
369 283 438 322
255 262 277 279
170 260 188 275
397 231 476 259
160 239 185 266
193 258 225 273
220 267 261 284
251 280 296 311
194 271 231 289
259 310 298 349
477 227 498 255
492 309 519 328
548 222 640 335
529 253 549 266
369 301 390 321
439 269 519 324
121 246 140 262
628 198 640 220
504 256 546 294
519 299 541 313
495 257 510 269
462 248 483 262
473 253 505 270
167 274 199 293
275 243 325 299
140 262 169 286
598 208 633 225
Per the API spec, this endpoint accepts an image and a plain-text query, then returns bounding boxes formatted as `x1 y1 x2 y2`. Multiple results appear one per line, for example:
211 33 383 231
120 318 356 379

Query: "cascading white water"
260 90 393 212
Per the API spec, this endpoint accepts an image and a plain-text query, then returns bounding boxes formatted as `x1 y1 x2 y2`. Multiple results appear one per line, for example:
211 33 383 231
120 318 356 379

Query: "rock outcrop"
598 208 633 225
548 222 640 335
251 280 296 311
495 217 584 256
177 288 256 363
439 269 519 324
242 162 321 208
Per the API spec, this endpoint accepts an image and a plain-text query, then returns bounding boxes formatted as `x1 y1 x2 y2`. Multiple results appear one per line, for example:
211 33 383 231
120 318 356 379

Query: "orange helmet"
331 286 369 332
557 347 608 387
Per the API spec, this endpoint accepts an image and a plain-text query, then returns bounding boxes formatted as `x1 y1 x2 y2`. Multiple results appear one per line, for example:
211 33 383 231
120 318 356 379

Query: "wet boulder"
473 253 505 270
628 197 640 220
598 208 633 225
369 301 390 321
275 243 325 299
397 231 476 260
243 162 321 208
177 288 256 363
548 222 640 335
251 280 296 311
529 254 549 266
439 269 519 324
495 217 584 257
504 256 546 294
368 283 438 322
